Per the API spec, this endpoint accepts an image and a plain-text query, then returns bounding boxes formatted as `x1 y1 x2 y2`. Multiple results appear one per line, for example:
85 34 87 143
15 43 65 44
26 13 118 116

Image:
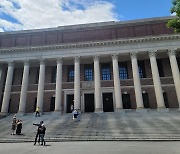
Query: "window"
12 69 16 85
51 66 56 83
101 64 111 80
35 68 39 84
157 59 164 77
68 66 74 82
138 60 146 78
119 62 128 79
84 65 93 81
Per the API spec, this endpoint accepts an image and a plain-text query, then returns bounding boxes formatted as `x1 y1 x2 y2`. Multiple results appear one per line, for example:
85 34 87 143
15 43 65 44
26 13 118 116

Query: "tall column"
130 52 144 108
74 56 81 111
94 55 102 112
36 59 45 113
18 60 30 115
111 54 123 110
1 61 14 115
168 49 180 107
0 65 5 109
149 51 165 108
55 58 62 112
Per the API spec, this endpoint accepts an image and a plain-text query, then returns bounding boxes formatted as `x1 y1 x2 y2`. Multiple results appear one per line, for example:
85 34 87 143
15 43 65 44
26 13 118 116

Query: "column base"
157 108 169 112
115 108 125 114
52 110 62 115
0 112 8 116
94 108 103 113
136 108 147 113
17 112 26 116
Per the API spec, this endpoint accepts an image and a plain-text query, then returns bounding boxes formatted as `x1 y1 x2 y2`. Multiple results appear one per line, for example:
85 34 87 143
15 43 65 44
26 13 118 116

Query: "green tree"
167 0 180 32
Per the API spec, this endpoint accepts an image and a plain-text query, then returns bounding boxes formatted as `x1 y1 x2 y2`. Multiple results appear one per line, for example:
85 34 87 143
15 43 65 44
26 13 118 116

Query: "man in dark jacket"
33 121 43 145
39 123 46 146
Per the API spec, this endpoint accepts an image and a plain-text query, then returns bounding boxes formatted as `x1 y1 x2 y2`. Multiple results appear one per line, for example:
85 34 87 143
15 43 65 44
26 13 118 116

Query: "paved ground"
0 141 180 154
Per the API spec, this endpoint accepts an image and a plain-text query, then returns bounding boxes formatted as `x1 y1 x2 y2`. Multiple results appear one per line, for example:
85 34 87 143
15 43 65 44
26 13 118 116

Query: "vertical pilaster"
55 58 62 112
1 61 14 115
74 56 81 111
36 59 45 114
94 55 102 112
149 51 165 108
168 49 180 107
18 60 30 115
130 52 144 108
111 54 123 110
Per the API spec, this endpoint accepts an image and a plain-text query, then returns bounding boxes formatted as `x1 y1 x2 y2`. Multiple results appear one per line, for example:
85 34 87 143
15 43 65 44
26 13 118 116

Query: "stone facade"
0 16 180 115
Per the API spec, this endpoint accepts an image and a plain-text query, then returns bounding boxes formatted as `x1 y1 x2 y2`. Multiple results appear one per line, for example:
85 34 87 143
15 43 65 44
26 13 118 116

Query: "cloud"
0 28 4 32
0 0 118 31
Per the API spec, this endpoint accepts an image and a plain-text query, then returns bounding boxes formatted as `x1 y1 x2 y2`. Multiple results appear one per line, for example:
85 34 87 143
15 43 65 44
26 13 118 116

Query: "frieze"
0 34 180 53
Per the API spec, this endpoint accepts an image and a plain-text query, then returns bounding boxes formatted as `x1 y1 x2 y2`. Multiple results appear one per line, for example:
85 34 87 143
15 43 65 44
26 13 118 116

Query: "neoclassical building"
0 16 180 115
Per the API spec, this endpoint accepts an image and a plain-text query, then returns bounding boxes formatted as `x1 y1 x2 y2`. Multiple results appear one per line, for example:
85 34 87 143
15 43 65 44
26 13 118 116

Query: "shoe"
34 143 36 145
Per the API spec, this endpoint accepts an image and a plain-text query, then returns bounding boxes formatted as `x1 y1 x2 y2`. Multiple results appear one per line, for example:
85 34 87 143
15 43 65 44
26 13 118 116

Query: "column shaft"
36 60 45 113
74 57 81 111
94 56 102 112
55 59 62 112
131 52 144 108
149 51 165 108
112 54 123 109
168 50 180 106
1 61 14 115
18 61 30 114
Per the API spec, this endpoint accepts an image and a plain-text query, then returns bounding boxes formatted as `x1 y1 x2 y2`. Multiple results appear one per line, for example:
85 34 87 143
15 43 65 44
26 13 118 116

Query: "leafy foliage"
167 0 180 32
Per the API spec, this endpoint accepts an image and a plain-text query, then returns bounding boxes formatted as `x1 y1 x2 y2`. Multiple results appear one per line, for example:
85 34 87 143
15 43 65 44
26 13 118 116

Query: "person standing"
33 121 43 145
16 120 22 135
39 123 46 146
11 116 17 135
35 107 40 117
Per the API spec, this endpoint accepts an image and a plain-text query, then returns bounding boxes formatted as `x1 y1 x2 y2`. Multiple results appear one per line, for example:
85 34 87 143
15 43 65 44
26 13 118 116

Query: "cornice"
0 34 180 53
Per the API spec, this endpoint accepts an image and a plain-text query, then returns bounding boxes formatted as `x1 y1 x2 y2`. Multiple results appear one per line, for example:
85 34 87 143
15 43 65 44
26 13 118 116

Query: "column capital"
24 59 30 66
73 56 80 63
168 49 177 56
148 50 157 58
56 58 63 64
130 52 137 59
39 58 45 65
111 54 119 60
93 55 100 62
7 60 14 67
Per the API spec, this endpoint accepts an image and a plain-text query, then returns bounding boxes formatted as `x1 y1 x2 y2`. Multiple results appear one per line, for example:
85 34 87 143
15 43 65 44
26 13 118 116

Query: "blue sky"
0 0 173 32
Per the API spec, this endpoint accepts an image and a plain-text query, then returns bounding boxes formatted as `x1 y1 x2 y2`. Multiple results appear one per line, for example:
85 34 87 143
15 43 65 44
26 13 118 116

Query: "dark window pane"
68 66 74 82
119 62 128 79
138 60 146 78
51 66 56 83
84 65 93 81
177 58 180 72
36 68 39 84
101 64 111 80
157 59 164 77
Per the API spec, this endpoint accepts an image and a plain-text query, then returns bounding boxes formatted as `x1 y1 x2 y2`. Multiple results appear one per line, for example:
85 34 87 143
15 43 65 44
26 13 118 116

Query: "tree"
167 0 180 32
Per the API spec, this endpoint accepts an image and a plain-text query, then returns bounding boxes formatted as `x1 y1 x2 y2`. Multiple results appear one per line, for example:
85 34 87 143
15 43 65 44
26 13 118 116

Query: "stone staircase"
1 110 180 142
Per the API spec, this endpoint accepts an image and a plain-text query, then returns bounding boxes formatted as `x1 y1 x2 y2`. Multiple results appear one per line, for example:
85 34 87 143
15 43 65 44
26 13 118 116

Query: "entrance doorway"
84 94 94 112
122 94 131 109
66 94 74 113
142 93 150 108
102 93 114 112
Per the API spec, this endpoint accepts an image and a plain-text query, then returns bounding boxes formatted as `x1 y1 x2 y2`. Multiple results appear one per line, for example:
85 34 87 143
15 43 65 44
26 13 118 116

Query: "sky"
0 0 173 32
